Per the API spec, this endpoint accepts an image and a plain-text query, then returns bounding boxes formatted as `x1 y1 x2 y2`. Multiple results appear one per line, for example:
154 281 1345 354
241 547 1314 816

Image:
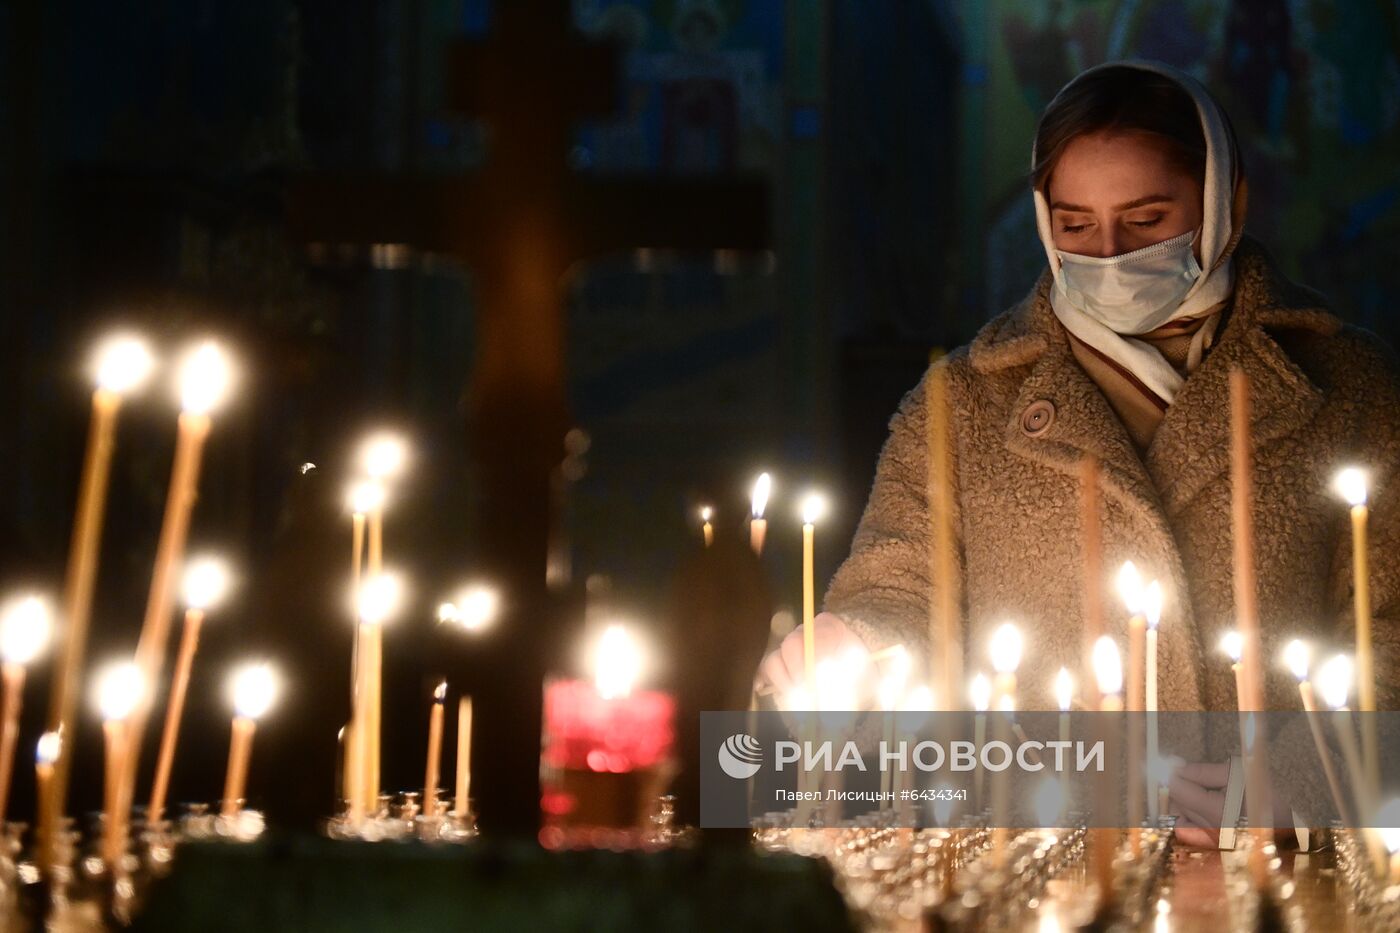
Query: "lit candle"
1143 580 1163 819
749 473 771 555
423 682 447 816
0 596 52 821
699 506 714 548
358 433 407 811
122 342 233 828
42 335 153 874
800 493 826 700
1334 467 1378 799
356 571 403 815
1284 639 1351 825
876 649 910 802
970 672 991 810
1079 456 1105 708
455 696 473 818
222 663 278 818
1219 629 1251 763
1316 654 1372 815
95 662 143 873
1091 636 1123 914
988 622 1023 709
148 556 230 822
344 480 384 811
34 730 60 855
986 623 1022 864
1117 563 1146 855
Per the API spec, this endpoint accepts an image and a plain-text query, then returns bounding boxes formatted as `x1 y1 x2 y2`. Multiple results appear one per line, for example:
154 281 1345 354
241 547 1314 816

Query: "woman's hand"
1169 761 1297 849
754 612 870 703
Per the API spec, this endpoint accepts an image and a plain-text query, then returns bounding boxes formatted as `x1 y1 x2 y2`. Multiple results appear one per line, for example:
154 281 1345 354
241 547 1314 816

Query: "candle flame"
0 595 52 666
1333 466 1369 508
93 335 155 395
448 585 504 627
357 572 404 626
1143 580 1164 629
1092 636 1123 697
36 730 61 766
699 505 713 523
177 341 233 415
360 433 409 480
594 624 643 700
997 694 1015 712
1116 561 1145 615
1053 667 1073 712
988 622 1023 674
230 663 278 720
969 672 991 712
94 662 144 721
750 473 771 519
800 492 826 527
1316 653 1353 710
900 684 934 711
1282 639 1311 682
1218 630 1243 664
182 555 232 611
1377 799 1400 854
436 602 459 624
348 480 387 515
433 681 447 703
782 685 811 712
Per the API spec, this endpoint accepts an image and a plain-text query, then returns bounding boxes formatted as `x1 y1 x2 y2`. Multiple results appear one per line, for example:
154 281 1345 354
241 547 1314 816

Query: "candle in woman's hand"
223 663 278 818
0 596 52 821
95 662 144 873
749 473 771 556
1091 636 1122 913
1117 563 1146 854
149 556 231 823
1143 580 1163 818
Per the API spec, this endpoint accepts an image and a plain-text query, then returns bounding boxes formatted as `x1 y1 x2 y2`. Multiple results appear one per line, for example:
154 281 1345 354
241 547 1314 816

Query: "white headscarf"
1032 60 1243 404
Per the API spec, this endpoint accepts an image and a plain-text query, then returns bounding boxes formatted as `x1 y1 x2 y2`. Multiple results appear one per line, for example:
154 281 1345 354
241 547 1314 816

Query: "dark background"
1 0 1398 830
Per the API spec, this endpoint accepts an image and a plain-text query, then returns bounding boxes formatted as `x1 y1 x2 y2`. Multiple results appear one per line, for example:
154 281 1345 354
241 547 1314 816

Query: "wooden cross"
289 0 769 834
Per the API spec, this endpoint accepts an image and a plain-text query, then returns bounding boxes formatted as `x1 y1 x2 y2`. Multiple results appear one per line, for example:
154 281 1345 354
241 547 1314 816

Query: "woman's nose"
1096 226 1120 258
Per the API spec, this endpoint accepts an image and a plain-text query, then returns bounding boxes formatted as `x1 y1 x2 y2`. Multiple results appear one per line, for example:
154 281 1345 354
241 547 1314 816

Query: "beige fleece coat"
824 236 1400 716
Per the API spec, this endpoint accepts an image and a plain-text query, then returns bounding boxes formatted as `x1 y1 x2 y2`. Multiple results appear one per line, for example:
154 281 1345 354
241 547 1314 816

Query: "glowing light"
593 624 643 700
1377 799 1400 853
433 681 447 703
1333 467 1369 508
440 584 500 632
699 505 713 523
1283 639 1311 683
782 686 812 712
1218 630 1243 664
988 623 1023 674
36 731 61 766
800 493 826 526
750 473 772 519
230 663 278 720
357 572 404 627
95 662 144 721
969 673 991 713
1054 667 1073 712
360 433 409 480
0 595 52 666
182 556 232 611
1116 561 1145 615
177 341 233 415
93 335 155 394
348 480 386 515
1317 654 1354 711
1092 636 1123 697
900 684 934 711
1144 580 1164 629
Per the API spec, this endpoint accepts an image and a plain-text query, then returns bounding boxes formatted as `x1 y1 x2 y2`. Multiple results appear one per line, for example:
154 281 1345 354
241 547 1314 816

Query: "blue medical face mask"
1053 228 1202 335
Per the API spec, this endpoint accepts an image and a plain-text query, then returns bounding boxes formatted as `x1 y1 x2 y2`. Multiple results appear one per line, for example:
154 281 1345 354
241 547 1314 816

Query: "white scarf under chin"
1032 60 1241 405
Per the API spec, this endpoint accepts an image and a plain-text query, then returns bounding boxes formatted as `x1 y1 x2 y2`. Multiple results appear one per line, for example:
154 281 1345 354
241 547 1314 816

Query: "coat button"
1021 400 1055 436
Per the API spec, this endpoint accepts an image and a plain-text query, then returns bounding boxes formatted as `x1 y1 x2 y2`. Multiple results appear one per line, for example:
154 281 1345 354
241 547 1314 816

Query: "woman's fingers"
1174 822 1220 848
1168 775 1227 825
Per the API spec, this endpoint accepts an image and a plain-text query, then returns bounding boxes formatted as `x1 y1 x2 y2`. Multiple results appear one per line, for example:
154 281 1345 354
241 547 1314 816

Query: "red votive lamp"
540 624 675 848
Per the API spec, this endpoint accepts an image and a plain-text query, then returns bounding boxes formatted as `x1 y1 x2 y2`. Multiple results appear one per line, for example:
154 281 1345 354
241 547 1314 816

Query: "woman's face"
1046 130 1204 259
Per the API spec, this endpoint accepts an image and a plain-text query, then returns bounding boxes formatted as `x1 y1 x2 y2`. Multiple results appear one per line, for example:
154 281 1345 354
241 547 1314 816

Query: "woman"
757 60 1400 842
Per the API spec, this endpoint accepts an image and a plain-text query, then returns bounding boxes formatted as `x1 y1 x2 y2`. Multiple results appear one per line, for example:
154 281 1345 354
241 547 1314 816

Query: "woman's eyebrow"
1050 194 1177 212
